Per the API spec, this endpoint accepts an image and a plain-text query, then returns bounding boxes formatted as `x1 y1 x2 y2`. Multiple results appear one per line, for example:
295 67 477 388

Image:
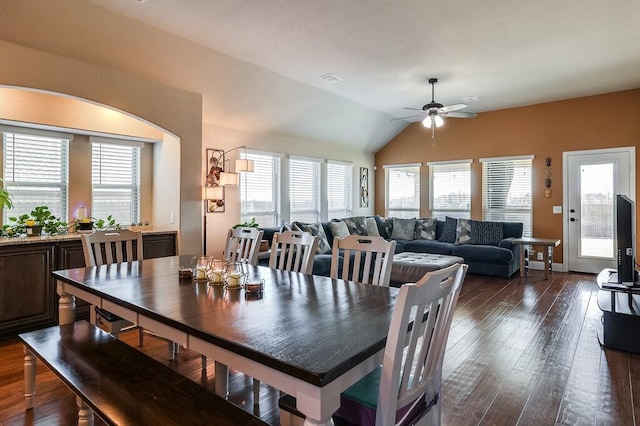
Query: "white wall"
203 124 375 257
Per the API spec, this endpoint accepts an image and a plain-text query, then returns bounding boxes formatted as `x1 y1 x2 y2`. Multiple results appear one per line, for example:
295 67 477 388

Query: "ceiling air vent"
318 73 344 84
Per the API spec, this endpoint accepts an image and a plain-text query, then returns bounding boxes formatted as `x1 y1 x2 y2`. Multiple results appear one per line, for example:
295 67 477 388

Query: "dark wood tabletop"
52 256 399 388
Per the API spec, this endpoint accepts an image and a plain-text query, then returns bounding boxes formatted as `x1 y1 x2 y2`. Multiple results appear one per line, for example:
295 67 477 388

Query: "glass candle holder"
225 261 247 289
190 256 213 282
209 259 226 285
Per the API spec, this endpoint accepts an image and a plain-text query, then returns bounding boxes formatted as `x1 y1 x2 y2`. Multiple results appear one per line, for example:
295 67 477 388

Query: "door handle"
570 217 577 222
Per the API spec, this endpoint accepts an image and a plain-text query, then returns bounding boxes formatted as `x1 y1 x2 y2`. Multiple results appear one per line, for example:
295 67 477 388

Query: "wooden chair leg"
76 395 94 426
201 355 207 370
253 379 260 405
138 328 144 347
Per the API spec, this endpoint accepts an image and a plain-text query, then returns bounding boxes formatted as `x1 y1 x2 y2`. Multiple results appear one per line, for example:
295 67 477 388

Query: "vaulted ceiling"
3 0 640 152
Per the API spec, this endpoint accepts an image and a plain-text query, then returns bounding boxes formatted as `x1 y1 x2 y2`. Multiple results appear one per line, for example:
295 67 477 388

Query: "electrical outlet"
537 252 544 260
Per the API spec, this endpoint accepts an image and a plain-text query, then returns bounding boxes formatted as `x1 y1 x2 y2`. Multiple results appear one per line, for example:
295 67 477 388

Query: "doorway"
563 147 635 274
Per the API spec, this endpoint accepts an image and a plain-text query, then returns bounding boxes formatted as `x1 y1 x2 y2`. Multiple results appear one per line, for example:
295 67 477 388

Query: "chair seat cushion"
334 367 435 426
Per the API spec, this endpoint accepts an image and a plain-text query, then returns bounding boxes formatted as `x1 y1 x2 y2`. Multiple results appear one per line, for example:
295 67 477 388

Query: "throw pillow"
456 218 472 245
383 217 394 239
299 222 332 254
438 216 458 243
470 220 504 245
365 217 380 237
329 220 350 240
342 216 369 236
414 218 436 240
391 217 416 240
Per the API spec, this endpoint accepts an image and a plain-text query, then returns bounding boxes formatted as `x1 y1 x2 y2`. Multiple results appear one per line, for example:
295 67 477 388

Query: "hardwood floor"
0 271 638 425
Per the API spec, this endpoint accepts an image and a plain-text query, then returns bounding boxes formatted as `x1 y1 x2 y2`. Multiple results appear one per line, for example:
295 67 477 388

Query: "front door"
564 147 635 273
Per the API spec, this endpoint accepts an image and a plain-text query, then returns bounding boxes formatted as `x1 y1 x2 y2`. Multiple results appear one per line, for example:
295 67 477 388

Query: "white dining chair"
330 234 396 287
269 230 319 275
280 262 468 426
224 226 264 265
81 230 179 359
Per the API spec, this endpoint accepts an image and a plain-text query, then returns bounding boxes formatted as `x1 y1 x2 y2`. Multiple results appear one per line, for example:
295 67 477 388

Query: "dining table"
52 256 399 425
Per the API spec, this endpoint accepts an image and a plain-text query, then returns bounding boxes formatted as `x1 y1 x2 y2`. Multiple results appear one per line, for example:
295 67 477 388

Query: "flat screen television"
616 194 637 286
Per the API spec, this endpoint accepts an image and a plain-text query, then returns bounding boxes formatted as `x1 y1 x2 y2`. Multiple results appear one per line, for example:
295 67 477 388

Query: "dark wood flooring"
0 271 638 425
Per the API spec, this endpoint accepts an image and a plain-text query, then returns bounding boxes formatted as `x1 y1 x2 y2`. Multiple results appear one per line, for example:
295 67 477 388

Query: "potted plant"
70 214 121 233
4 206 67 237
0 178 12 210
232 217 259 229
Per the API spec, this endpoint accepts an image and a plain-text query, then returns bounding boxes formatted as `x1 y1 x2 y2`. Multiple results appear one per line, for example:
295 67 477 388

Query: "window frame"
240 150 282 227
288 156 322 224
2 128 70 224
428 159 472 220
384 163 421 218
481 155 534 236
90 137 142 225
327 160 354 220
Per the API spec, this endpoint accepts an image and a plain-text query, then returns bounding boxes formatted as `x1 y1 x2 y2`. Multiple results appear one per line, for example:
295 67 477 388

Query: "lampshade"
422 114 444 128
235 159 254 172
219 171 239 186
203 185 224 200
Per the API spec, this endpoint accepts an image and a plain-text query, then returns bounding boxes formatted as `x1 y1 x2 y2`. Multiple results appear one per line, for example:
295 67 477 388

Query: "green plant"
0 178 12 210
94 215 120 230
232 217 259 229
2 206 67 237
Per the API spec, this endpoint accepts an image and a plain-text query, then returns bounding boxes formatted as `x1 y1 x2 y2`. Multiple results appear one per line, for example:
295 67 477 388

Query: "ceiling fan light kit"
395 77 477 145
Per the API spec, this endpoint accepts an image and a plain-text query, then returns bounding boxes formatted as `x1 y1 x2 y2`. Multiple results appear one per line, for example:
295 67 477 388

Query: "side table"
513 237 561 279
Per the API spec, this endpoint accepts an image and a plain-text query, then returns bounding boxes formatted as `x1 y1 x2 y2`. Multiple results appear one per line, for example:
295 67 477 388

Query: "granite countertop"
0 229 177 246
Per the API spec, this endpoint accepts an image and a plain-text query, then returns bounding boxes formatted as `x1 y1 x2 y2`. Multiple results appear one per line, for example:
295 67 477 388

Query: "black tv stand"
596 268 640 353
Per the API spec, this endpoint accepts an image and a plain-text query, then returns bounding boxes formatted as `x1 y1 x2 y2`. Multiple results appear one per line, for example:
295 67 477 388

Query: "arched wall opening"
0 40 203 255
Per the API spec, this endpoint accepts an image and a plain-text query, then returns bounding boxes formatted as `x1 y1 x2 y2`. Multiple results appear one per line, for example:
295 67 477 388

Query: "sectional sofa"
260 216 523 279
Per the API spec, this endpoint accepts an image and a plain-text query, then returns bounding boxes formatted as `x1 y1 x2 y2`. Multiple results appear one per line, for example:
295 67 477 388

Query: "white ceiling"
10 1 640 153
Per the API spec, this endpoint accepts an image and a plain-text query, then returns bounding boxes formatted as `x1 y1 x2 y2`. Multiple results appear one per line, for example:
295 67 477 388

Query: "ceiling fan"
394 78 477 144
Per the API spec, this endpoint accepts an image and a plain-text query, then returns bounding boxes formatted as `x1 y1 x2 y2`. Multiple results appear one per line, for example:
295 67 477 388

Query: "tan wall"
0 41 202 255
375 89 640 263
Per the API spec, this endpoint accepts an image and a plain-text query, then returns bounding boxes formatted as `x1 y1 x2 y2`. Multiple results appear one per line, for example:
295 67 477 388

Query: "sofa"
259 215 523 279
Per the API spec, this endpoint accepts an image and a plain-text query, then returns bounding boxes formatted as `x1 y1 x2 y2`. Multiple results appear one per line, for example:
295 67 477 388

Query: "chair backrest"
330 235 396 286
225 227 264 265
377 263 468 426
268 230 319 275
81 230 144 267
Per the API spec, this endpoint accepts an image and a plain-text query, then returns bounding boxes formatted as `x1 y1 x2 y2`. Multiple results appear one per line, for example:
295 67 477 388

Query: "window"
327 161 353 219
384 163 421 218
240 152 281 227
91 140 141 225
429 160 472 220
481 155 533 236
2 130 69 223
289 157 321 223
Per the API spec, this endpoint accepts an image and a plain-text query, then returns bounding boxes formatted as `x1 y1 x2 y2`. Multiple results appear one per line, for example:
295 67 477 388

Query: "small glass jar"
225 261 247 289
209 259 226 285
190 256 213 282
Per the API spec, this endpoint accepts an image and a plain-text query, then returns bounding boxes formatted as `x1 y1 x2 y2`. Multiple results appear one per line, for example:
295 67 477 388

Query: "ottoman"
390 252 464 285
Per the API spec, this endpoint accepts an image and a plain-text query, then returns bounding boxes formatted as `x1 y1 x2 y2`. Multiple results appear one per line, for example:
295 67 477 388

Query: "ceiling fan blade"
439 103 468 113
402 107 425 111
391 114 424 121
443 111 477 118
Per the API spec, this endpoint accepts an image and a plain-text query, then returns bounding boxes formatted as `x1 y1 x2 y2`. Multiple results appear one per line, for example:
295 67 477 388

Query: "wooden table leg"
57 282 76 325
23 346 36 409
543 246 550 279
519 246 526 277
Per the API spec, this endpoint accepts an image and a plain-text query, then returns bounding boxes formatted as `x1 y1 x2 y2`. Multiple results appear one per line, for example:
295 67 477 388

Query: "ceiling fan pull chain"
432 126 436 146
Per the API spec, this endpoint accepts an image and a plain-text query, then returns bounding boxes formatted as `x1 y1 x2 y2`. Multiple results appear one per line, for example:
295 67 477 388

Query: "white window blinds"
481 156 533 236
289 157 321 223
385 164 421 218
327 161 353 219
91 141 141 225
240 152 281 227
429 160 471 220
2 131 69 224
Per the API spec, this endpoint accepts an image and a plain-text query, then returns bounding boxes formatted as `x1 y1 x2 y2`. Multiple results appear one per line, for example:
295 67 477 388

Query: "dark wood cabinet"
0 232 177 339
